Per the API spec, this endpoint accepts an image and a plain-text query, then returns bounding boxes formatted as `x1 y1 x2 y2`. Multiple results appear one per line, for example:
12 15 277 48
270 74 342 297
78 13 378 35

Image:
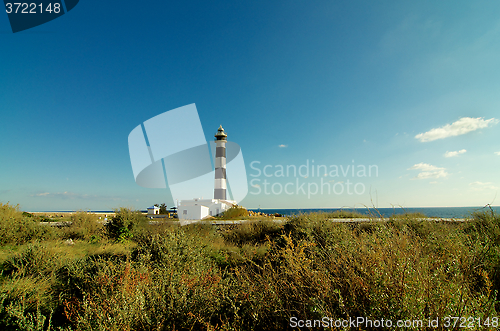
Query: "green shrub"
0 202 24 221
2 244 59 278
323 210 367 218
0 280 56 331
61 212 103 241
219 205 248 219
104 208 148 242
57 229 236 330
222 220 282 246
0 203 57 246
0 243 64 330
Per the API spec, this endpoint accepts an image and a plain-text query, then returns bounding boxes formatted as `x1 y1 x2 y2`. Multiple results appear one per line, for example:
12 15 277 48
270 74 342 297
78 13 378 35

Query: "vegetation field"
1 202 499 330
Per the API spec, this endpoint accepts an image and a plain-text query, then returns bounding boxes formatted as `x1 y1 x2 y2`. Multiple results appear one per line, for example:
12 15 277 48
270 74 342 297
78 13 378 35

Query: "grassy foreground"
1 202 500 330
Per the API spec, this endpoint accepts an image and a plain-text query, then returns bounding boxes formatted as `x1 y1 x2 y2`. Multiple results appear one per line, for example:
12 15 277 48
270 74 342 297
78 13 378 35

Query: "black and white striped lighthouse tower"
214 125 227 200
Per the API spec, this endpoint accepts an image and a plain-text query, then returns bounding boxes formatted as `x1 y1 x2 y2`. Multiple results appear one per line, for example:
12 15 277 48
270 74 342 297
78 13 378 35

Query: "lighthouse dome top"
214 125 227 140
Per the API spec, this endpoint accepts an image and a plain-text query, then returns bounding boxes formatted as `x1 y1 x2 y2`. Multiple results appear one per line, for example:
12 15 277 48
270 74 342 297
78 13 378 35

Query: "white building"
178 198 235 220
147 206 160 215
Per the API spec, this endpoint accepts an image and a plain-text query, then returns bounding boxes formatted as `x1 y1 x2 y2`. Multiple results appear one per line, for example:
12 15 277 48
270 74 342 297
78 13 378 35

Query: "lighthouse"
214 125 227 200
177 125 236 220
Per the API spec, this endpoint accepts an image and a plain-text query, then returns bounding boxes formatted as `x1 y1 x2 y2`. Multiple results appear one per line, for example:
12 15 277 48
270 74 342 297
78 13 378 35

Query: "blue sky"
1 1 499 211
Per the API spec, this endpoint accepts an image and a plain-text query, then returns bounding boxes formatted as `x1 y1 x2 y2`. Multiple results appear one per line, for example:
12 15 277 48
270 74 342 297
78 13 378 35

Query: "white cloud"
32 191 122 201
444 149 467 157
34 191 79 198
278 144 288 148
408 163 448 180
415 117 498 142
469 181 498 191
495 151 500 156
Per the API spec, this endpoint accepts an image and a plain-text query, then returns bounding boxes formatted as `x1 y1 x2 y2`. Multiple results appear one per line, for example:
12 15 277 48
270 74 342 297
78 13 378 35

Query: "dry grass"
1 201 500 330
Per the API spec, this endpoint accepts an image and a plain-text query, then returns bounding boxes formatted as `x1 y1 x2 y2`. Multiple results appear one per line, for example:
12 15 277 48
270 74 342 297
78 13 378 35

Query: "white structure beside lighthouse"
177 125 236 220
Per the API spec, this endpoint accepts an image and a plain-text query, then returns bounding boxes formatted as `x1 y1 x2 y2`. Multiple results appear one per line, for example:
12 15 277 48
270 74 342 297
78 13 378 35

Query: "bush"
0 202 23 221
222 220 282 246
104 208 148 242
1 243 59 278
57 229 235 330
62 212 103 241
0 203 57 246
323 210 367 218
219 205 248 219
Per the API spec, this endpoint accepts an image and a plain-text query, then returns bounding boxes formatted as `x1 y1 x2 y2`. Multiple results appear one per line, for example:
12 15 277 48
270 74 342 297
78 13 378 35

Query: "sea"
247 206 500 219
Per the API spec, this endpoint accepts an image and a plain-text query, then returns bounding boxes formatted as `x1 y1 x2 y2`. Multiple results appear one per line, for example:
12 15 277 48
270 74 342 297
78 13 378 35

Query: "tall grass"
62 212 104 241
1 202 500 330
0 203 57 245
